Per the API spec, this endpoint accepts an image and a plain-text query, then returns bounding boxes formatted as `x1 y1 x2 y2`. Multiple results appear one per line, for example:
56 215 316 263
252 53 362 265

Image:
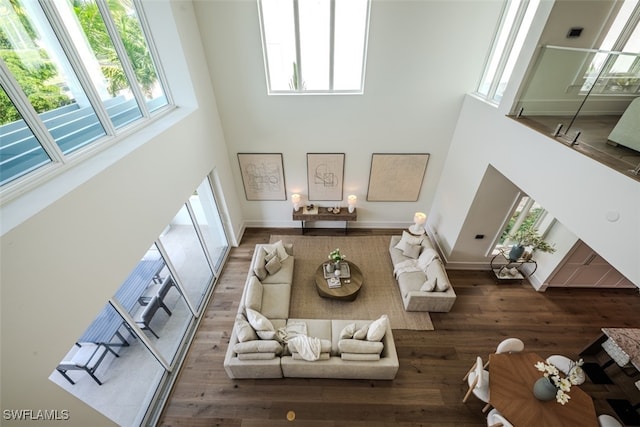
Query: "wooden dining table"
489 352 599 427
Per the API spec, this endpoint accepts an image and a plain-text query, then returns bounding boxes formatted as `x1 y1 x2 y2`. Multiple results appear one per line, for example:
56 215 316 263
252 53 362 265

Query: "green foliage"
0 51 72 125
507 227 556 253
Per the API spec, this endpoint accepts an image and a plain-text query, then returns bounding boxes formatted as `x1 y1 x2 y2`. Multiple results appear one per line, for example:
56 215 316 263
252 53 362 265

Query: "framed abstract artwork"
307 153 345 201
237 153 286 200
366 153 429 201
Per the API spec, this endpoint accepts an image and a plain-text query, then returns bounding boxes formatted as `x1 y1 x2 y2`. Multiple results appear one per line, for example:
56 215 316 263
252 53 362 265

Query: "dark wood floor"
158 228 640 427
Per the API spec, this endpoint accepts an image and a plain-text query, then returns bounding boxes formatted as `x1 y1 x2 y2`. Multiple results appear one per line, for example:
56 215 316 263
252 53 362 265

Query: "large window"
50 174 229 426
477 0 540 103
258 0 370 94
0 0 169 188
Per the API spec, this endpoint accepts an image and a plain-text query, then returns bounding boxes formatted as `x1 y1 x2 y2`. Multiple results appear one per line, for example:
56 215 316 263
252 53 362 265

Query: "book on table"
327 277 341 288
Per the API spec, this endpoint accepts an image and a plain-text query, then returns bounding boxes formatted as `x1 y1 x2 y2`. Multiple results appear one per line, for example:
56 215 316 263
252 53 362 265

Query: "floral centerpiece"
533 358 584 405
329 248 346 264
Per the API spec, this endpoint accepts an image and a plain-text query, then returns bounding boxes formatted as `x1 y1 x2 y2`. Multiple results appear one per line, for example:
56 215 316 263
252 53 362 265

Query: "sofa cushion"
366 315 389 341
244 276 263 312
253 248 268 281
292 352 330 361
233 339 282 354
260 283 291 319
339 339 384 354
341 353 381 361
235 314 259 342
397 270 427 298
238 352 277 360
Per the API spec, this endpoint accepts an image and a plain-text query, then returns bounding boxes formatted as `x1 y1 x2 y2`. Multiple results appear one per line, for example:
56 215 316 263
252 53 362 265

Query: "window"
580 0 640 94
0 0 169 189
477 0 540 103
258 0 370 94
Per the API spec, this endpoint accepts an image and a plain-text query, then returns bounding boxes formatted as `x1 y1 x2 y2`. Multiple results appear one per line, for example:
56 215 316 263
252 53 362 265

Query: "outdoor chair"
56 342 119 386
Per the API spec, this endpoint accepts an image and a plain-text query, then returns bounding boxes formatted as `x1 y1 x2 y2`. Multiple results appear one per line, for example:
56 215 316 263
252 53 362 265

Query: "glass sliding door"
159 204 213 312
191 176 229 273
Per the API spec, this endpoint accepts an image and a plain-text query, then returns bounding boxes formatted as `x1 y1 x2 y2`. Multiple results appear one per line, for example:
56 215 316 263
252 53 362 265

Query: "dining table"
488 352 599 427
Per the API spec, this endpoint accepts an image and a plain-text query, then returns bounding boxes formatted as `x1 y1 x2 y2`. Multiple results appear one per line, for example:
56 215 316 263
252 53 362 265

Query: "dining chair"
486 408 514 427
482 337 525 369
463 356 492 413
597 414 623 427
546 354 586 385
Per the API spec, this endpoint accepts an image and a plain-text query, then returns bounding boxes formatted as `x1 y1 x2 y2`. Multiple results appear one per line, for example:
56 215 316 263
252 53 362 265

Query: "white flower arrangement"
328 248 346 263
534 358 584 405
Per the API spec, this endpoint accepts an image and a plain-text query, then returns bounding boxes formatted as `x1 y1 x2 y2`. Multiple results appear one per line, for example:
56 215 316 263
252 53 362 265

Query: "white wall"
0 1 242 425
430 94 640 287
196 0 504 228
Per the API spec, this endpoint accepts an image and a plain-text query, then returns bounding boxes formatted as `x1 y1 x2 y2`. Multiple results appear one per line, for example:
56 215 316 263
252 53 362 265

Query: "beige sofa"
389 233 456 312
223 242 399 380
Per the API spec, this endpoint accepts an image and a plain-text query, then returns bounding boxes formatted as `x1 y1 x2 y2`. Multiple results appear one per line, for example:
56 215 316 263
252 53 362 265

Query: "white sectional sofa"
223 241 399 380
389 233 456 312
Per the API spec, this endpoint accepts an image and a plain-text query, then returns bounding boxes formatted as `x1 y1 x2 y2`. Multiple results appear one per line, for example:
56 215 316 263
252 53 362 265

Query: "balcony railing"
511 45 640 179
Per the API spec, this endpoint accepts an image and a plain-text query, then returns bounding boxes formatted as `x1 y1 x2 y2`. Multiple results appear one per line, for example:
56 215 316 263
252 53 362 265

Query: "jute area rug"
269 235 434 331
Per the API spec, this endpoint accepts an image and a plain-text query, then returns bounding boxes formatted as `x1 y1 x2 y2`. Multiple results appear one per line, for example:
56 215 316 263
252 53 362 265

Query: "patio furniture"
56 342 119 386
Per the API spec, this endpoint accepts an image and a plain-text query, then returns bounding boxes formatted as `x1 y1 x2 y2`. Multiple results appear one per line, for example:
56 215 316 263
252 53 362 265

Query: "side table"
490 248 537 282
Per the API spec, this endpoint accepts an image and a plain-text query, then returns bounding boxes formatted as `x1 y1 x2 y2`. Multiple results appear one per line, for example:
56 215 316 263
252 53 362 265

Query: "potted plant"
506 227 556 261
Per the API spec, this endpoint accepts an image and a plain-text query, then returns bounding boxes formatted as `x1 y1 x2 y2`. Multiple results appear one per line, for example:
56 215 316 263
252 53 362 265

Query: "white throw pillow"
435 276 449 292
235 314 259 342
420 276 437 292
265 240 289 261
246 308 275 334
265 256 282 275
403 243 422 259
417 248 439 271
339 323 357 339
366 315 389 342
394 231 424 252
353 323 370 340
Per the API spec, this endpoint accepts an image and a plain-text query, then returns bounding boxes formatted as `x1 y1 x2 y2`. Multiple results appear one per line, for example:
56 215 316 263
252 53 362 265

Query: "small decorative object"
508 245 525 262
533 358 584 405
326 263 335 273
329 248 345 271
334 269 341 277
333 207 341 214
533 376 559 401
347 195 357 213
291 194 301 212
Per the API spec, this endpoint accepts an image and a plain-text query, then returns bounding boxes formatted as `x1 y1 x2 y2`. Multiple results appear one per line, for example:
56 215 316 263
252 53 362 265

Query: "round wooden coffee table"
314 260 363 301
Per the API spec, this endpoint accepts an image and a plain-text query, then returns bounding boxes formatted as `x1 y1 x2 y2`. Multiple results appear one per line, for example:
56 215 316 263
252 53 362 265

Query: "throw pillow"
265 256 282 275
246 308 275 334
253 249 268 281
339 323 357 339
235 314 259 342
366 315 389 342
394 230 424 252
265 240 289 261
435 276 450 292
353 323 370 340
264 249 277 263
256 330 277 340
402 243 422 259
417 247 439 271
420 276 437 292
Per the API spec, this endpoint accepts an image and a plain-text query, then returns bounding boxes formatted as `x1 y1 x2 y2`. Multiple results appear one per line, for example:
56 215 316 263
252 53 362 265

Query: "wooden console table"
292 207 357 234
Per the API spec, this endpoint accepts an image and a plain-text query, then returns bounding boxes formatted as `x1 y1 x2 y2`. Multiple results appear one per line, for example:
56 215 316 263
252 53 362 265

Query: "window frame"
257 0 371 95
0 0 173 200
